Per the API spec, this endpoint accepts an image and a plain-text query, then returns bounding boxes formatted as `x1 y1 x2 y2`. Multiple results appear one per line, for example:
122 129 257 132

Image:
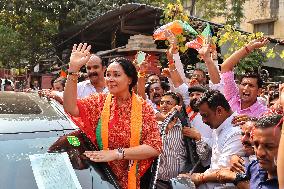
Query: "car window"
0 131 118 189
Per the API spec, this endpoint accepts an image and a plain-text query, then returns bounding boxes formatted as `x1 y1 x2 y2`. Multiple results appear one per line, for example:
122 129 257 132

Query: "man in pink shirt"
220 38 269 117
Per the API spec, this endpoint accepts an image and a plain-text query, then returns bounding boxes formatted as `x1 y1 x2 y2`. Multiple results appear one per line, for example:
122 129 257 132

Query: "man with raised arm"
220 38 269 117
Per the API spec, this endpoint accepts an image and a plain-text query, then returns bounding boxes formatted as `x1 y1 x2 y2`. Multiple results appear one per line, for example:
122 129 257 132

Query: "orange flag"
60 70 67 78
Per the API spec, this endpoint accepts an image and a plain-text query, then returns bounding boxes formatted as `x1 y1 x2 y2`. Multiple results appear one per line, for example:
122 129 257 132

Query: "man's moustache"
242 141 252 147
153 93 160 98
88 72 98 77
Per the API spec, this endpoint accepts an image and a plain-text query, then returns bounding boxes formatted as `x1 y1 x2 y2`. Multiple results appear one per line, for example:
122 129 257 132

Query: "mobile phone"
137 51 146 65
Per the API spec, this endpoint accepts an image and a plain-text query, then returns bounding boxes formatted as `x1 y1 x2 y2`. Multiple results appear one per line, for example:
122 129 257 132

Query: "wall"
240 0 284 40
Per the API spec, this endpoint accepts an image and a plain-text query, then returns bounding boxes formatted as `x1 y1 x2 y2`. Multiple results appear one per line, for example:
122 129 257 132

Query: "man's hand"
69 43 92 72
162 68 171 78
165 30 178 61
218 169 237 182
165 118 178 133
247 38 269 51
198 44 211 61
229 155 245 173
182 127 201 141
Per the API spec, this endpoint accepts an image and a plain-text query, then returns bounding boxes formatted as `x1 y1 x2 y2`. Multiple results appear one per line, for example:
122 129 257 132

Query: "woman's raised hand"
69 43 92 72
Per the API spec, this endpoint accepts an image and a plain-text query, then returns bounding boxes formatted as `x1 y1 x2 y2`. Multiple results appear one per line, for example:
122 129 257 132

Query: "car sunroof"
0 92 42 114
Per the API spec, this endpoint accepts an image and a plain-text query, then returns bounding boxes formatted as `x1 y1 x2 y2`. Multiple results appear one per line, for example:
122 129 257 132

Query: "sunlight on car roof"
0 92 42 114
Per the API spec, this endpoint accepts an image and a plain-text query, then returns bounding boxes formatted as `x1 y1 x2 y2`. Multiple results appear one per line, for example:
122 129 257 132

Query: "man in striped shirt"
156 92 189 189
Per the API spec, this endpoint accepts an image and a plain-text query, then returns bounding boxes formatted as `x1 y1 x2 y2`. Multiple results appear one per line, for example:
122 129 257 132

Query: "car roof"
0 92 76 133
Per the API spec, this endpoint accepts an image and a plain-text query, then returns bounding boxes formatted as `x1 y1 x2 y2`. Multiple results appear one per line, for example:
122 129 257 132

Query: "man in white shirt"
77 54 108 98
180 90 244 189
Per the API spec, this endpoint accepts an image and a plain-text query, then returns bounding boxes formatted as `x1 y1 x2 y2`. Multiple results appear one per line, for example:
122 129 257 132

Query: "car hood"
0 92 76 133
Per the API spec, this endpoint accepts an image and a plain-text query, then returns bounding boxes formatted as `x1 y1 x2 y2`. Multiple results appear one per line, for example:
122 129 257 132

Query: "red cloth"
76 93 162 189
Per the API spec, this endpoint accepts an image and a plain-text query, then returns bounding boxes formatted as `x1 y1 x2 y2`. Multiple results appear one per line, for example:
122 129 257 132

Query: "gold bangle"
68 71 80 76
138 72 146 78
67 76 78 82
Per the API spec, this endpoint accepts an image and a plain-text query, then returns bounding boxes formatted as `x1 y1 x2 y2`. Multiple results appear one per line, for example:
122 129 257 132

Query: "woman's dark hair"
109 57 138 92
162 92 180 105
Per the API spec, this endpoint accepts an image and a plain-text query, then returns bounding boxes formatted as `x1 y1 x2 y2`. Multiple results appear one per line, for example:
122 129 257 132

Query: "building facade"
184 0 284 40
240 0 284 40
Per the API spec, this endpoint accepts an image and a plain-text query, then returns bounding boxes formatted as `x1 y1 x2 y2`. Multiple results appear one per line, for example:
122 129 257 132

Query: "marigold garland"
128 93 142 189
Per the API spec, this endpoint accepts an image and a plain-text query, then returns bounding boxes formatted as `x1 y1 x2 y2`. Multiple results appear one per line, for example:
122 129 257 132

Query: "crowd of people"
14 32 284 189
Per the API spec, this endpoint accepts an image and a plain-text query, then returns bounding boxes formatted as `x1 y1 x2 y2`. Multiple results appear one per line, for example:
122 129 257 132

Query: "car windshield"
0 131 118 189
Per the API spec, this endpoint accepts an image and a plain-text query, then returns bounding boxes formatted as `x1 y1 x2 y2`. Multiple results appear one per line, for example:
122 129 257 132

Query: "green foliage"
192 0 245 26
160 1 284 74
280 50 284 59
0 0 166 69
226 0 245 26
161 0 191 53
217 25 284 74
194 0 227 20
237 50 267 75
217 25 267 74
0 25 25 68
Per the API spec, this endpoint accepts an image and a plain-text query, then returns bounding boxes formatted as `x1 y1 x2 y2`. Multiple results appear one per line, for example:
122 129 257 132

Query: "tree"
0 0 168 69
189 0 245 26
159 0 284 75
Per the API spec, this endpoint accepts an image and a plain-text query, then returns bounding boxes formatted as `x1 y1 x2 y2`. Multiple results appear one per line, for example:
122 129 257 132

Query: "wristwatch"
233 172 248 185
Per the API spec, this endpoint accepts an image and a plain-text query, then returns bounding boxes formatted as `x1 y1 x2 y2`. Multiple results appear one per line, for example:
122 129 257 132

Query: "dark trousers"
155 179 171 189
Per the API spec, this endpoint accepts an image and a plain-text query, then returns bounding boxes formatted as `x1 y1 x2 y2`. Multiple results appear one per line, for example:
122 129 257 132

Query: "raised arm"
136 55 150 100
64 43 91 116
199 43 220 84
165 30 187 87
221 38 269 73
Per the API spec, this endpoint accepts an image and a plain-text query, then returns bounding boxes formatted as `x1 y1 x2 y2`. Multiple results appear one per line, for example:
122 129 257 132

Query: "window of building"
253 22 274 35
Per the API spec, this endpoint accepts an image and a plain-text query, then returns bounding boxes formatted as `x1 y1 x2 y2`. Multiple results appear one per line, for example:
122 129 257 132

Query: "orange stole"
100 93 143 189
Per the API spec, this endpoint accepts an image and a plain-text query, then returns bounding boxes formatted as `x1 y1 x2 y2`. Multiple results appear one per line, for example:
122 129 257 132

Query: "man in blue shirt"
217 114 282 189
244 114 282 189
